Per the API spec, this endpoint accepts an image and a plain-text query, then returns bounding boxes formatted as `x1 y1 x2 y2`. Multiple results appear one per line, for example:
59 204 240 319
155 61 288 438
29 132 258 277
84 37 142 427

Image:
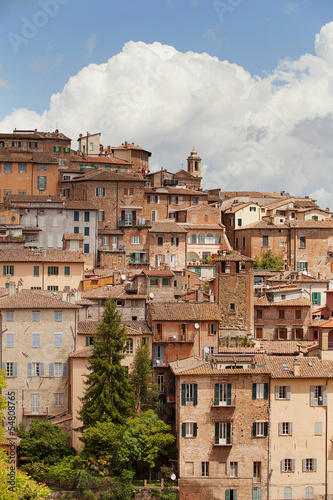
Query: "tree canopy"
254 249 285 271
130 341 159 412
79 298 136 429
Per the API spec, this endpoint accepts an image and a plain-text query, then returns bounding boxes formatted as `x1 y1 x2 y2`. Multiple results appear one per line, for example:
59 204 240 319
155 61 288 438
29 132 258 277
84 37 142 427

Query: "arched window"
284 487 292 500
305 486 314 500
215 233 221 244
190 233 197 244
126 338 133 354
206 233 213 244
198 233 205 244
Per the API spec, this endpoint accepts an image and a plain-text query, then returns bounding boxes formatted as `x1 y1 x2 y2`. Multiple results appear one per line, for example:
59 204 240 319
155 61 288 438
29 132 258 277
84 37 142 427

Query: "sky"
1 0 333 207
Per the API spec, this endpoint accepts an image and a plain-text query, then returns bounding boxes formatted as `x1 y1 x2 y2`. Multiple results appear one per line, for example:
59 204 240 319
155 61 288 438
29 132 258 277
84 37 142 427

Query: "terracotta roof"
125 320 151 334
149 221 187 233
0 288 9 298
98 229 124 235
267 356 333 378
213 252 254 262
170 354 270 376
180 223 224 231
254 297 310 307
112 143 151 155
224 202 255 213
0 248 84 263
235 221 289 230
81 285 125 299
69 346 94 358
84 268 118 278
67 169 145 183
64 200 98 210
78 320 99 334
0 130 70 140
287 220 333 229
267 285 302 293
143 270 175 276
150 302 221 321
63 233 84 240
222 191 286 199
145 187 207 196
0 289 78 309
76 299 95 306
8 194 64 204
0 151 58 164
318 319 333 328
71 156 131 165
259 340 317 355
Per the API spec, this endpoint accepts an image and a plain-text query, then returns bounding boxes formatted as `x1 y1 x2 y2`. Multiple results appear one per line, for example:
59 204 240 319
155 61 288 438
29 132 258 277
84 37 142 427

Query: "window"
84 243 90 253
4 163 12 174
4 190 11 196
230 303 235 313
19 163 26 173
124 187 134 196
50 362 67 377
302 458 317 472
181 383 198 406
74 211 79 222
256 309 263 319
215 422 231 445
253 422 268 437
278 327 287 340
154 345 164 365
73 227 79 235
53 146 61 152
253 487 261 500
279 422 293 435
305 486 314 499
162 277 171 287
171 236 179 246
242 237 246 247
182 422 197 438
84 211 90 222
95 187 105 197
170 254 176 266
201 462 209 477
237 218 242 227
85 336 94 346
157 237 163 246
206 233 213 244
230 462 238 477
209 323 217 335
300 236 306 248
225 490 237 500
32 311 40 322
6 333 14 347
157 374 164 392
55 362 63 377
84 227 89 236
54 333 62 348
31 394 39 414
315 421 322 435
38 164 47 170
64 266 70 276
37 175 47 190
250 206 257 211
310 385 327 406
33 265 39 277
3 265 14 276
151 210 157 222
126 338 133 354
98 210 105 221
148 195 159 203
6 311 14 322
279 309 285 319
298 261 308 272
252 383 268 399
214 383 232 406
29 362 43 377
48 266 59 276
55 311 62 322
192 196 198 204
5 362 17 377
275 385 291 400
312 292 321 306
32 333 40 348
295 328 303 340
190 233 197 244
253 462 261 481
47 286 59 291
262 235 269 247
281 459 295 472
295 309 302 319
131 235 141 244
54 394 63 407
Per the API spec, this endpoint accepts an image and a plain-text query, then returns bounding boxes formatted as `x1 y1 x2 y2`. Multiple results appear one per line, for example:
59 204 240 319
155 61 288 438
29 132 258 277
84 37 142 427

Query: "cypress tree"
79 298 136 429
130 341 159 413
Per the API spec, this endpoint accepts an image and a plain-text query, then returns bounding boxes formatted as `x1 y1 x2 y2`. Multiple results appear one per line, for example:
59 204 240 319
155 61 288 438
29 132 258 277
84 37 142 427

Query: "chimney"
62 291 68 302
125 141 128 148
8 282 16 296
293 358 300 377
196 289 204 302
17 278 23 293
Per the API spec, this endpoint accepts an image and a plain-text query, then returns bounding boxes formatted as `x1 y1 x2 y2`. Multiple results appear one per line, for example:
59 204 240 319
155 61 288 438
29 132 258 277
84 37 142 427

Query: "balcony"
163 178 178 186
130 257 149 265
153 359 168 367
23 407 49 417
153 334 195 342
213 439 232 447
125 281 138 293
100 245 126 253
211 398 236 408
118 220 152 228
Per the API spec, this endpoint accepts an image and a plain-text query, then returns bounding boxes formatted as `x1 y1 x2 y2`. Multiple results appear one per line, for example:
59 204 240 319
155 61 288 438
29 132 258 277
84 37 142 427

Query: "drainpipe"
294 228 297 272
325 378 329 500
267 393 271 500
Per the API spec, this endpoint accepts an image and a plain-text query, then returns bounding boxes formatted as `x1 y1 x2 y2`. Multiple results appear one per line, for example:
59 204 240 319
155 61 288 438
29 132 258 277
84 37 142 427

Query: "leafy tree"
79 299 136 429
19 421 75 466
254 250 285 271
0 370 7 440
130 341 159 412
118 410 175 481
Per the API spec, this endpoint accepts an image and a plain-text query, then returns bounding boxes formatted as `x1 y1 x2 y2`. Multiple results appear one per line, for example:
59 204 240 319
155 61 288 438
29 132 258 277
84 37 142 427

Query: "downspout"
267 389 271 500
42 260 45 290
325 378 329 500
294 228 297 272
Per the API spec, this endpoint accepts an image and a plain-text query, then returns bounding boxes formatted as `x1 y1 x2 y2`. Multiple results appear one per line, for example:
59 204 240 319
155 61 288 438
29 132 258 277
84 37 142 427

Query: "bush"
21 461 49 483
47 457 75 488
159 491 179 500
82 491 95 500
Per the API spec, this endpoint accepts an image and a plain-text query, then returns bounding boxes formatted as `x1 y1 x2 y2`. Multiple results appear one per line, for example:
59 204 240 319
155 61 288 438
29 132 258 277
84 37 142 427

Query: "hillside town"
2 128 333 499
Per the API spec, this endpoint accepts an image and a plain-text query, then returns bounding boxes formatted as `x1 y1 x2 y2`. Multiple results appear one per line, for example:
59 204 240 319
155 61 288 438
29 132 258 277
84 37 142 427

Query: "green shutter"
215 423 219 444
48 266 51 276
3 265 6 276
193 423 197 437
318 293 321 306
215 384 219 405
264 383 269 399
226 422 231 444
53 146 56 152
253 422 257 437
193 384 198 406
264 422 268 436
182 423 186 437
55 266 59 276
227 384 232 405
181 384 186 405
305 262 308 271
225 490 230 500
85 336 89 346
252 383 257 399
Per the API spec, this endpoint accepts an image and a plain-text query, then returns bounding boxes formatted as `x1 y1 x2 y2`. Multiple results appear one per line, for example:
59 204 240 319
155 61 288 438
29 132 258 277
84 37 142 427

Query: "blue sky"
0 0 332 117
1 0 333 207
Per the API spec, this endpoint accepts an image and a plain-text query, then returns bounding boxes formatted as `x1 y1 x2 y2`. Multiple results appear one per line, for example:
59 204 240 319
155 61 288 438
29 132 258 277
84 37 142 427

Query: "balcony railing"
125 281 138 293
23 407 49 417
153 334 195 342
130 257 150 265
118 220 152 228
211 398 236 408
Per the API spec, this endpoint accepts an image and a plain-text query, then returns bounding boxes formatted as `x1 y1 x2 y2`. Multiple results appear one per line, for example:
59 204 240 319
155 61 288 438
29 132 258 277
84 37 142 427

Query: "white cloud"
283 2 298 15
85 34 97 57
2 24 333 208
30 53 64 73
0 78 9 87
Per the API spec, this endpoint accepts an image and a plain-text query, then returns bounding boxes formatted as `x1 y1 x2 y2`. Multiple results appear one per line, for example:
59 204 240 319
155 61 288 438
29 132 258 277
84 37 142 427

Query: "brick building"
148 221 187 270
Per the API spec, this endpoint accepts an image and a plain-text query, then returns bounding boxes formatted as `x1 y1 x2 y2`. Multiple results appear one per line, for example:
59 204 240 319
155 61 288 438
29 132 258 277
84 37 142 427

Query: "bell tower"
187 148 201 177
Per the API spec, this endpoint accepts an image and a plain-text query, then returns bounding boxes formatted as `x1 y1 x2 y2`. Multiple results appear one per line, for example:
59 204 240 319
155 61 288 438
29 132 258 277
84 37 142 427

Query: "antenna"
204 346 209 354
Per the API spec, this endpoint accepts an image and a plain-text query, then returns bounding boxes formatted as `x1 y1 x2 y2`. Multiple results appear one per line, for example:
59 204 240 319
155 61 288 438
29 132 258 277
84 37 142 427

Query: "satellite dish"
11 216 15 221
121 274 126 281
194 323 200 329
204 346 210 354
170 474 176 481
156 359 160 365
150 292 155 299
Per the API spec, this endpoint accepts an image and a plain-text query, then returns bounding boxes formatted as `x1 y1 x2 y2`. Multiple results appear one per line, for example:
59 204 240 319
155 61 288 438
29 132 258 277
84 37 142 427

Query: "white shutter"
315 422 322 435
313 458 317 472
310 385 315 406
289 422 293 435
275 386 279 399
286 386 291 399
323 385 327 406
278 423 282 435
47 234 53 247
291 459 295 472
32 333 40 348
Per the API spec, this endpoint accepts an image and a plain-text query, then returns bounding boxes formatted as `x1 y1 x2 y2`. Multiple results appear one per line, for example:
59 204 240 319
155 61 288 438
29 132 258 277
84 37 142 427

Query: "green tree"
0 370 7 440
19 421 75 466
79 299 136 429
118 410 175 481
130 341 159 412
254 250 285 271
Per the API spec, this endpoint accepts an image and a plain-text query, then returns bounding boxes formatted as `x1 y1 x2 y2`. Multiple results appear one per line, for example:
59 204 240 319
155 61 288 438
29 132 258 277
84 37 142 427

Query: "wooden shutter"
63 363 67 377
132 211 136 225
214 384 219 405
13 363 18 377
50 363 54 377
275 386 279 399
215 422 219 444
234 490 237 500
226 422 231 444
289 422 293 435
291 459 295 472
287 386 291 400
278 423 283 436
253 422 257 437
302 459 306 471
2 362 6 371
323 385 327 406
264 422 268 436
264 383 269 399
3 265 6 276
252 383 257 399
292 328 295 339
40 363 44 377
275 328 279 340
193 384 198 406
315 422 322 435
181 384 186 405
121 210 125 221
160 346 164 365
225 490 230 500
182 423 186 437
310 385 315 406
313 458 317 472
318 293 321 305
193 423 197 437
281 459 285 472
227 384 232 405
27 363 32 377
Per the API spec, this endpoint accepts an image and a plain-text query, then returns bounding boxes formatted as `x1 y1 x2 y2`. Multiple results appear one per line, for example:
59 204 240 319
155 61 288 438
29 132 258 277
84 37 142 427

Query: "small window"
279 422 293 436
32 311 40 322
74 211 79 221
275 385 291 400
19 163 27 174
201 461 209 477
253 421 268 437
48 266 59 276
32 333 40 348
300 236 306 249
73 227 79 234
281 459 294 473
37 164 47 170
162 277 171 287
230 303 235 312
55 311 62 322
230 462 238 477
84 243 90 253
126 338 134 354
33 265 39 277
303 458 316 472
3 265 14 276
54 333 62 348
295 309 301 319
253 462 261 481
279 309 285 319
305 486 314 499
253 383 268 400
131 235 141 244
6 311 14 322
98 210 105 221
84 211 90 222
6 333 14 348
95 187 105 197
4 163 12 174
54 393 63 407
37 175 47 190
157 237 163 246
64 266 70 276
262 235 269 247
84 227 90 236
256 309 263 319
